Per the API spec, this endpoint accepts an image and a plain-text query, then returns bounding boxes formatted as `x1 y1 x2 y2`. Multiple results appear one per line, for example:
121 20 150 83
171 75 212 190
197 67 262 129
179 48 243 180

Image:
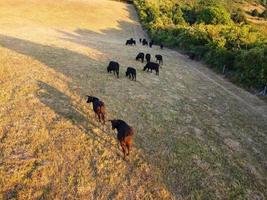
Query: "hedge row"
133 0 267 91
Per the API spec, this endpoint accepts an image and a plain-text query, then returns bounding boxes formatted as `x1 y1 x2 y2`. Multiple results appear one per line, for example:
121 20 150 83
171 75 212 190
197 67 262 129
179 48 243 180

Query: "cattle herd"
87 37 164 159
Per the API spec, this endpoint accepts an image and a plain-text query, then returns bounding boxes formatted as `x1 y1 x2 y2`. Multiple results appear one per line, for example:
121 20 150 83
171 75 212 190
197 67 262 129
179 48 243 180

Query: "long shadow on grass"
0 33 175 197
0 33 138 149
36 81 118 148
56 20 148 60
0 33 98 85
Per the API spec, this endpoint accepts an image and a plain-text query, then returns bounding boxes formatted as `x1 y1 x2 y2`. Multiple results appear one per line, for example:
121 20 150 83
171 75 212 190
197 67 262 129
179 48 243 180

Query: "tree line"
133 0 267 93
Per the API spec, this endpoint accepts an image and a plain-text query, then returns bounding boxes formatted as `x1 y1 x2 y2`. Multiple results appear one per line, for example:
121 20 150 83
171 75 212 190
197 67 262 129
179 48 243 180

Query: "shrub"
172 6 186 25
235 46 267 87
204 48 237 70
197 6 232 25
182 7 198 25
190 45 210 59
231 9 247 24
197 0 222 7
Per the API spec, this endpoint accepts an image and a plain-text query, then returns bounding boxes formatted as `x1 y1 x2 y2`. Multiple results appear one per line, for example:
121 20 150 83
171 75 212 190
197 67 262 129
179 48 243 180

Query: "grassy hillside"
0 0 267 199
0 0 173 199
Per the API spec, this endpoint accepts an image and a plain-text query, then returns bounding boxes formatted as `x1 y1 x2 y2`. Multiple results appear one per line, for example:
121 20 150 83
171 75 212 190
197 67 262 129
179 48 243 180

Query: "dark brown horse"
86 96 105 124
109 119 134 159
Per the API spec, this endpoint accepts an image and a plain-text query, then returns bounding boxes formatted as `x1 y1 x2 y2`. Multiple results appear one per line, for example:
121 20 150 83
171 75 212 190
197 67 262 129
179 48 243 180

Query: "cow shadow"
36 80 117 148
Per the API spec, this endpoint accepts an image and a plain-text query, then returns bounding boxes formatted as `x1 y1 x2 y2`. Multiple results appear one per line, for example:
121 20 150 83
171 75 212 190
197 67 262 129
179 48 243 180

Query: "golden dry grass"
235 0 267 36
0 0 267 199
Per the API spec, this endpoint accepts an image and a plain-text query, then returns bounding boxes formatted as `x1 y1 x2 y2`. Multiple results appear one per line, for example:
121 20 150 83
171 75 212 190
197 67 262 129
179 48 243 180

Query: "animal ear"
108 119 116 123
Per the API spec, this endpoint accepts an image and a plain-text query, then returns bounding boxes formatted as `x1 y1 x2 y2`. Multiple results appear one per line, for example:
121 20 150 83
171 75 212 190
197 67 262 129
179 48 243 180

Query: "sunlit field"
0 0 266 199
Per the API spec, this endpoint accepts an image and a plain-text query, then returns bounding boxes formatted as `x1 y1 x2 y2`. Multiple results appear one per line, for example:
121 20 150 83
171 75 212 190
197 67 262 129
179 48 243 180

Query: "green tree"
182 6 197 25
172 5 186 25
197 6 232 25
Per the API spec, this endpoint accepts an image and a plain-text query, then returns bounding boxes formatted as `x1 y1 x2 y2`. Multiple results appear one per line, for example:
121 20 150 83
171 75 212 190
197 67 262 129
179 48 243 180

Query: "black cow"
143 62 159 75
139 38 142 43
136 52 144 63
160 44 164 49
126 40 132 45
125 67 136 81
126 38 136 46
107 61 119 78
142 39 148 46
145 53 151 63
155 54 163 65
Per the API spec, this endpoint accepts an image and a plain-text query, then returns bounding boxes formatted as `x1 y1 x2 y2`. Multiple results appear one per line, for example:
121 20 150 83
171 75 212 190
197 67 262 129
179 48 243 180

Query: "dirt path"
0 0 266 199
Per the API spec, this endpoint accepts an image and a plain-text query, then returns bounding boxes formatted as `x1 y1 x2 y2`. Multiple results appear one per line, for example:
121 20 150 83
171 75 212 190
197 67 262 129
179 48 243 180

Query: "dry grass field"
0 0 267 199
238 0 267 36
